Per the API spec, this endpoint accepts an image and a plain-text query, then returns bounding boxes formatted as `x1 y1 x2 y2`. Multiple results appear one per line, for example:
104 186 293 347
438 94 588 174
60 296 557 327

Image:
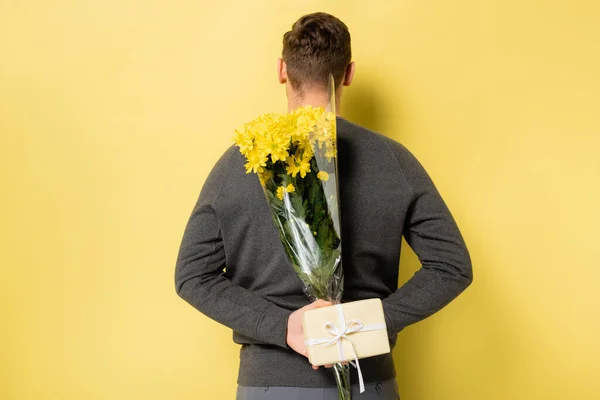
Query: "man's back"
175 117 472 387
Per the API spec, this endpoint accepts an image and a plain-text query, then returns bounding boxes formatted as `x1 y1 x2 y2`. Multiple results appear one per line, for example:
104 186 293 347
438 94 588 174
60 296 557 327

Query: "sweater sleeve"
381 141 473 339
174 147 292 349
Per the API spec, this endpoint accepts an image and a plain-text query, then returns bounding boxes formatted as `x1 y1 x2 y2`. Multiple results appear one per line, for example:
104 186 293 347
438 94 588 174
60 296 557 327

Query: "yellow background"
1 1 599 399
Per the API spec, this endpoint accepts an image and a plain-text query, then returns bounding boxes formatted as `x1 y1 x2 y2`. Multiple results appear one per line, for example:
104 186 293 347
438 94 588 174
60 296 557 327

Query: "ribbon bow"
304 304 386 393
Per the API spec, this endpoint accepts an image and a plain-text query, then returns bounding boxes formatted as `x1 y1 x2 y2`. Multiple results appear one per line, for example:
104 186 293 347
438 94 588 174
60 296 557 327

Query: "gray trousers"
236 378 399 399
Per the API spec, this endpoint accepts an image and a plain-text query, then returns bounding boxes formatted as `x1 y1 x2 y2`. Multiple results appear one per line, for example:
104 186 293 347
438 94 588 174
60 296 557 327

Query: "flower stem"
332 362 352 400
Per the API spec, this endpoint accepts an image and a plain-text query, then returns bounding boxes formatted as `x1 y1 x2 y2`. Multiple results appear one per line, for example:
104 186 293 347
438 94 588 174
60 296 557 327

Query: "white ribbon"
304 304 386 393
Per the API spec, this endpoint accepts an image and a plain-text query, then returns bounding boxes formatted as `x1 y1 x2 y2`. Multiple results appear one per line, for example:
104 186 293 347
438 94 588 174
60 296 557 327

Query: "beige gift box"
302 298 391 366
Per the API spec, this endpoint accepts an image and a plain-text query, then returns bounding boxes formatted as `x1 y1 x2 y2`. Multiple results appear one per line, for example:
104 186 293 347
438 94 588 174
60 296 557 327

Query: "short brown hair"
282 12 352 92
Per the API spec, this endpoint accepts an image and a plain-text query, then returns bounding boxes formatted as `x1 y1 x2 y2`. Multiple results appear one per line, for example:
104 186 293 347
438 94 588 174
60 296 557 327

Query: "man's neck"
287 91 342 115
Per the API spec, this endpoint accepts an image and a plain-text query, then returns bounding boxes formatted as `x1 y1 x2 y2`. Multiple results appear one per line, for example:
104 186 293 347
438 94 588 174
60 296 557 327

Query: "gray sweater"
174 117 473 387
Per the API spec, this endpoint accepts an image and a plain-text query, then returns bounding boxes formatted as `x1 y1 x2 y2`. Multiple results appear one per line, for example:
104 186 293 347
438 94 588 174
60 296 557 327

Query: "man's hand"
286 299 334 370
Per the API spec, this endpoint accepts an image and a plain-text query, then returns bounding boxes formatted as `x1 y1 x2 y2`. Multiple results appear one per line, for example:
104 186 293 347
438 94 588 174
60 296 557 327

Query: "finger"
305 299 331 310
314 299 332 307
325 364 333 368
312 365 319 370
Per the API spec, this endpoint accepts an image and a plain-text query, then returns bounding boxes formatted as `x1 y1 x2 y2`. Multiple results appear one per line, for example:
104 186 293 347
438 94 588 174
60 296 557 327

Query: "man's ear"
343 62 355 87
277 58 287 84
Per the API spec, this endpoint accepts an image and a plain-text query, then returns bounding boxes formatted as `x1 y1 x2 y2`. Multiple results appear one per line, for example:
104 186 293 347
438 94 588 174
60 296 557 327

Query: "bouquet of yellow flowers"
234 79 353 399
234 105 342 301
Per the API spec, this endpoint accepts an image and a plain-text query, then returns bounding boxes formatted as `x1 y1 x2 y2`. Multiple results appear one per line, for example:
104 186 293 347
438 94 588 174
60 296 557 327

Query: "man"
175 12 473 400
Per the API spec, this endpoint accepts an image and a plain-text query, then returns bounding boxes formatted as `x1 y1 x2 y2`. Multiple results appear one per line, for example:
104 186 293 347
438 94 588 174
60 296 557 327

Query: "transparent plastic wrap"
234 76 353 399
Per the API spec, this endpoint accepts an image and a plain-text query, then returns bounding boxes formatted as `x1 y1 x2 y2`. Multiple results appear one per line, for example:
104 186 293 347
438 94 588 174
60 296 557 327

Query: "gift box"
303 298 391 366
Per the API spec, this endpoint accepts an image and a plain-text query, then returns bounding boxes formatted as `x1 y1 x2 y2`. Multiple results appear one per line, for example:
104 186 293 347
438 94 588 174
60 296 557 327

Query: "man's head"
278 12 354 104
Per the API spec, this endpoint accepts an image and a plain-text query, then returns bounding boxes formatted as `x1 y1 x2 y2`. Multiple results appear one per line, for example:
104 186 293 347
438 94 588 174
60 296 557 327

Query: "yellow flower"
317 171 329 181
325 146 336 161
276 184 296 200
233 127 255 156
289 105 324 144
249 119 269 137
286 153 311 178
262 131 290 163
244 149 268 174
297 137 314 159
234 106 336 176
258 169 274 186
294 114 314 141
310 118 334 150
